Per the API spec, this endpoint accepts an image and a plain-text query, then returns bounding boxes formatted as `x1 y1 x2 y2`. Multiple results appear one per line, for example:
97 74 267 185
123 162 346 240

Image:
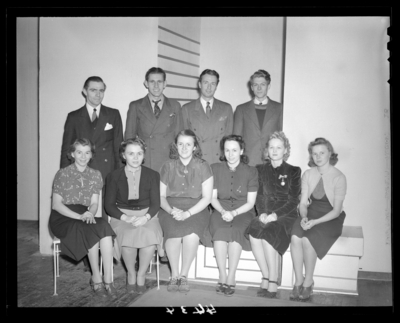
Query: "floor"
13 220 393 312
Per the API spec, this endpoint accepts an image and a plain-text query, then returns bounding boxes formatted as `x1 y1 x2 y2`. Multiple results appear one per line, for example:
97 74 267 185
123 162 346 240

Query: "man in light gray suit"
182 69 233 165
125 67 183 173
233 70 283 166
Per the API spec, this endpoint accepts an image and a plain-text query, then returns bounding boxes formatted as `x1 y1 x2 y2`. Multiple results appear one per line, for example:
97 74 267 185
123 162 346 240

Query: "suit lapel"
141 96 157 127
247 101 261 131
78 106 93 138
92 105 108 143
155 96 173 126
261 98 277 131
194 99 207 122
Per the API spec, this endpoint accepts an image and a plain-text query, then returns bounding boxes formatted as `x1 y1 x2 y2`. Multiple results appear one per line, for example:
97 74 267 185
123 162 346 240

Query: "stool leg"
156 252 160 290
53 243 58 296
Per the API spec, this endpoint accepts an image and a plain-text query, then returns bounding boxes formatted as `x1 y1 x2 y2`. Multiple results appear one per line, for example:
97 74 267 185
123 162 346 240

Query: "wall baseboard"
358 271 392 281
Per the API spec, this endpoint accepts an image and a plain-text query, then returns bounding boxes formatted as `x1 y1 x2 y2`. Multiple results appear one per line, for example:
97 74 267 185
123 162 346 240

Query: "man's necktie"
206 101 211 118
153 100 161 119
91 108 97 122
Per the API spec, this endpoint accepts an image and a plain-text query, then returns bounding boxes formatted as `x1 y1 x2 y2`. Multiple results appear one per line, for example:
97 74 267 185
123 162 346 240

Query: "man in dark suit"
125 67 183 173
233 70 283 166
60 76 123 271
182 69 233 165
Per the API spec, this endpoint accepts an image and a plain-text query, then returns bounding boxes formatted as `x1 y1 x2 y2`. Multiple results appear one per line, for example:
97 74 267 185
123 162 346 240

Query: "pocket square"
104 123 113 130
219 116 227 121
169 113 176 117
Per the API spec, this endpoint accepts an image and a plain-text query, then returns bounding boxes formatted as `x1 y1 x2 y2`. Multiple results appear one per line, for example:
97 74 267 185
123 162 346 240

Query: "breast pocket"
105 128 114 141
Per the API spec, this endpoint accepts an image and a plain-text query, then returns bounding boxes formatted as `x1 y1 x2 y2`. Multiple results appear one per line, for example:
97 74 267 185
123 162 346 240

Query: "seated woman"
158 129 213 293
209 135 258 297
290 137 347 301
246 131 301 298
104 137 163 294
49 138 116 295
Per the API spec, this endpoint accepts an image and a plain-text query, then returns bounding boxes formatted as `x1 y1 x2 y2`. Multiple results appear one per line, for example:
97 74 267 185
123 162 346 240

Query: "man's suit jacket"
182 98 233 165
233 98 283 166
60 104 124 181
124 95 183 173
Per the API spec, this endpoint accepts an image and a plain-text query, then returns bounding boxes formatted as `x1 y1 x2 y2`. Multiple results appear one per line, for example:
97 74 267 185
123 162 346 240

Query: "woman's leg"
121 246 138 285
249 236 269 289
137 245 156 286
180 233 199 278
226 241 242 286
262 240 279 292
165 237 182 278
302 237 317 287
88 241 102 285
213 241 228 284
99 236 114 284
290 235 305 286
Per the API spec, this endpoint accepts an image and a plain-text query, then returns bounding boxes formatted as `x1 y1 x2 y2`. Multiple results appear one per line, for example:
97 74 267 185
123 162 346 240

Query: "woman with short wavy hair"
246 131 301 299
290 137 347 301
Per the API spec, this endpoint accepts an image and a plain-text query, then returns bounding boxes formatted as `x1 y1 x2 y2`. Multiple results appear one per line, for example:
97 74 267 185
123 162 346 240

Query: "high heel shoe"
299 281 314 301
256 277 269 297
90 278 106 296
103 280 117 296
289 284 303 299
263 280 278 299
216 283 228 294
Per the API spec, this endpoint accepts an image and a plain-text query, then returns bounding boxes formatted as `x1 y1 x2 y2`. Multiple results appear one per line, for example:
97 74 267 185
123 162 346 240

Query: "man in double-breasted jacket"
182 69 233 165
124 67 183 173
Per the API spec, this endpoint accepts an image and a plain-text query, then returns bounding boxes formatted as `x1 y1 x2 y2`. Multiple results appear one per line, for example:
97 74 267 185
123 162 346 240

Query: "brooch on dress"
183 166 188 174
278 174 287 186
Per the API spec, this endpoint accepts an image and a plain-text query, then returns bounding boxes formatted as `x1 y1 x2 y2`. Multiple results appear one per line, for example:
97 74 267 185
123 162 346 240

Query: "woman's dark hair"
169 129 203 160
219 134 249 164
119 136 147 163
264 131 291 162
307 137 338 167
68 138 95 161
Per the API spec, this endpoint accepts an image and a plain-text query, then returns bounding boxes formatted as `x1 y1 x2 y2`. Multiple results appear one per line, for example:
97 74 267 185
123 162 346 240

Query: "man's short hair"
83 76 106 90
145 67 167 82
199 69 220 84
250 70 271 85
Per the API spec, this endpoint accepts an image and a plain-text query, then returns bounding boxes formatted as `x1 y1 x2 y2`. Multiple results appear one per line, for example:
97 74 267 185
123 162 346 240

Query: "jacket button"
103 148 106 150
150 135 153 138
105 159 108 162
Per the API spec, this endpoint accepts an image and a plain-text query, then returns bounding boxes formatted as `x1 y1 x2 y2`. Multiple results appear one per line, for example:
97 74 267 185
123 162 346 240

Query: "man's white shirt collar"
86 103 101 118
200 97 214 113
254 97 269 105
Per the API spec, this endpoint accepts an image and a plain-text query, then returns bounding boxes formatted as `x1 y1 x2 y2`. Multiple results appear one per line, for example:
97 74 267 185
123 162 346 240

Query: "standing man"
125 67 183 173
60 76 123 210
233 70 283 166
60 76 123 272
182 69 233 165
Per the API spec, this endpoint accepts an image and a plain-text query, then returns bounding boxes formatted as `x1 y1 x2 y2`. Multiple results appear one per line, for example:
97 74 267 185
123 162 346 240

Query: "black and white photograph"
10 8 392 312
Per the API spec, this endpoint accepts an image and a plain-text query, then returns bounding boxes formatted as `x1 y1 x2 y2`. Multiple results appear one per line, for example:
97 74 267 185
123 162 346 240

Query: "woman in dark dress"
104 137 163 294
290 138 347 300
158 129 213 293
49 138 116 296
209 135 258 297
246 131 301 298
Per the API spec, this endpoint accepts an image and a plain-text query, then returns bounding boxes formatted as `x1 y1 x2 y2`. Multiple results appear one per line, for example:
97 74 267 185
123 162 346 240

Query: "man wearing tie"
182 69 233 165
233 70 283 166
125 67 183 173
60 76 123 271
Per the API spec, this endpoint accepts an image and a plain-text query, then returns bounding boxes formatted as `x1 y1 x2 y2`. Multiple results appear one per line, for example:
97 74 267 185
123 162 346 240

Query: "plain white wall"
17 18 39 220
200 17 285 111
39 17 158 254
283 17 391 273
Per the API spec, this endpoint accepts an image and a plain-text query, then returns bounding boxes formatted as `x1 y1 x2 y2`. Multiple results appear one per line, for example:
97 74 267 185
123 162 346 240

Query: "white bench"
186 225 364 295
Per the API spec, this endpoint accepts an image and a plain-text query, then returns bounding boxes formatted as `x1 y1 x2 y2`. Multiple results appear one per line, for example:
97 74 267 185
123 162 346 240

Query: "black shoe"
159 255 169 264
